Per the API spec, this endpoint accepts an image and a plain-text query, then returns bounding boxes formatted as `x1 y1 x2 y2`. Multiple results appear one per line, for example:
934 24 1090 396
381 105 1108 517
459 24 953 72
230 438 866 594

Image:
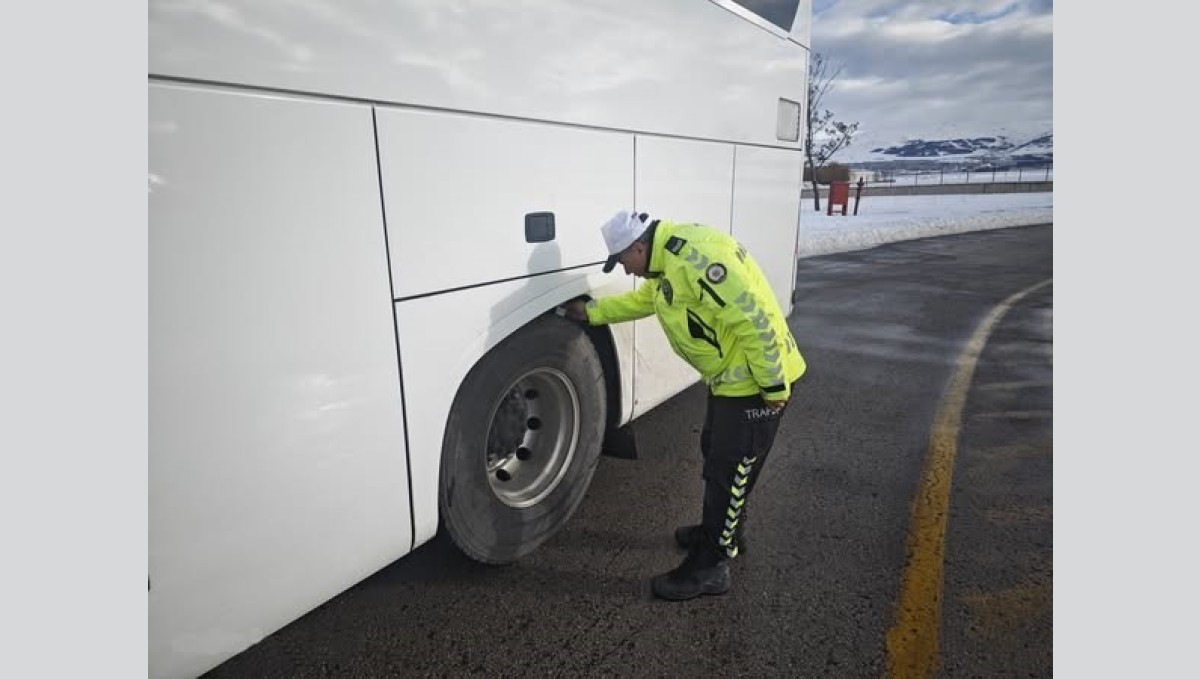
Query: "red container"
827 181 849 216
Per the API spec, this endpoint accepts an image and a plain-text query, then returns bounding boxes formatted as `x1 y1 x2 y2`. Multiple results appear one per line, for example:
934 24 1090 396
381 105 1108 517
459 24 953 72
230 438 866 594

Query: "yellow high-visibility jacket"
586 220 806 401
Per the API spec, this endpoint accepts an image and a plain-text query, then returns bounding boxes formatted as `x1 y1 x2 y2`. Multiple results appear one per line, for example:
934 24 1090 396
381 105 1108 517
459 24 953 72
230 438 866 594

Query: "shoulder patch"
665 236 687 255
705 263 727 284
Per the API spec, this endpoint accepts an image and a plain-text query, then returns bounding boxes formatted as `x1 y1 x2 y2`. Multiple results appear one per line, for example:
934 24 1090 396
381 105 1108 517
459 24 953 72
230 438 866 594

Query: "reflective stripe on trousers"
699 387 793 558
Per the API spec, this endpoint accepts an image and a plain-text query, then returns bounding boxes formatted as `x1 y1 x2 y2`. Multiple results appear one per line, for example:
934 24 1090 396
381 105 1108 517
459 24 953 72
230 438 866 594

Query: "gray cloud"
811 0 1052 160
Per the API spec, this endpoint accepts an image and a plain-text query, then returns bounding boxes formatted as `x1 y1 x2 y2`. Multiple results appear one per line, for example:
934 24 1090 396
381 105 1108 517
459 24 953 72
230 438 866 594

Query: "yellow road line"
885 278 1052 679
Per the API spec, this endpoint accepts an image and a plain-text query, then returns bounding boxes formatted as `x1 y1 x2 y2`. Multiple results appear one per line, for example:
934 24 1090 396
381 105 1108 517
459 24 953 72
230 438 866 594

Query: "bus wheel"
439 314 607 564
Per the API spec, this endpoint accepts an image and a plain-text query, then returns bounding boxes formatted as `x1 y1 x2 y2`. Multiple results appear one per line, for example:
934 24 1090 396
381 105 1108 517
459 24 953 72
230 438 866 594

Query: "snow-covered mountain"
854 132 1052 170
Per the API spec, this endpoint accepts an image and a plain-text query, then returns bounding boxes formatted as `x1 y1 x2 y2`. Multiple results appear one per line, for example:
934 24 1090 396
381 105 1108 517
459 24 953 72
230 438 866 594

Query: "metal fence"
859 165 1053 187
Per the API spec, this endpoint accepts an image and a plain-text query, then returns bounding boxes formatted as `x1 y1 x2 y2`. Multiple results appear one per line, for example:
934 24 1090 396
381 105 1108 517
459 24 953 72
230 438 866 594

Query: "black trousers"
699 387 794 558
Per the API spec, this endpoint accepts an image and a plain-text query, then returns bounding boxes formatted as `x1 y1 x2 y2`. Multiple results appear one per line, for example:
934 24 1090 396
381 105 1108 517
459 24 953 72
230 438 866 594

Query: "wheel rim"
484 367 581 508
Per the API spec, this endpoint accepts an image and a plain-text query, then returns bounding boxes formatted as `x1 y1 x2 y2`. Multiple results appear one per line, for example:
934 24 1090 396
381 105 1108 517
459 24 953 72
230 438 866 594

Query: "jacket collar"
646 220 678 276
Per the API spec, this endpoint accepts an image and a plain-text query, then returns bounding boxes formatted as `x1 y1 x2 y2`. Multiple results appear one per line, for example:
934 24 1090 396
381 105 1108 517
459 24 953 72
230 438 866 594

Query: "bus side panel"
394 272 636 547
629 136 734 420
376 109 634 301
149 0 809 149
375 109 635 541
149 85 412 679
729 145 804 315
635 136 735 234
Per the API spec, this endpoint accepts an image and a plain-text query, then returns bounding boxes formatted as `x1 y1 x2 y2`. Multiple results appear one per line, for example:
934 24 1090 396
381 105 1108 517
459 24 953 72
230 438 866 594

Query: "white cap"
600 209 650 272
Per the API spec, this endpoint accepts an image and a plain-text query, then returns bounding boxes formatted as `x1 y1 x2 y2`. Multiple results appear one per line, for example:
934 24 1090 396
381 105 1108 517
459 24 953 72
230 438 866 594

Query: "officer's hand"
765 398 787 413
563 300 589 322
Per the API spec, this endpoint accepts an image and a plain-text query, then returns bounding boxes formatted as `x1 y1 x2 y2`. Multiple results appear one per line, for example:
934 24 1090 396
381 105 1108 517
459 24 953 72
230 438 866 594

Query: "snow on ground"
797 191 1053 258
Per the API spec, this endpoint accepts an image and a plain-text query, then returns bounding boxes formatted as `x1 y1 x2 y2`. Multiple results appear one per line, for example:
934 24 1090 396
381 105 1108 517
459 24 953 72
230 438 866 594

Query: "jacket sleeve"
694 261 792 401
585 280 657 325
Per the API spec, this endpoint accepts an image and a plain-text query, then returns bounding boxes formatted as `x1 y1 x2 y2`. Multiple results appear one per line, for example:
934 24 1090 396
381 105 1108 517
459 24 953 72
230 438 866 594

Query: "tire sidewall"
439 316 606 563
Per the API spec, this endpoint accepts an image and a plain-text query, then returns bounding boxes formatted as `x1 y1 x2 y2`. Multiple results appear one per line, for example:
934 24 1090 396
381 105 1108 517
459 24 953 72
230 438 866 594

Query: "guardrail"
860 166 1053 187
801 180 1053 198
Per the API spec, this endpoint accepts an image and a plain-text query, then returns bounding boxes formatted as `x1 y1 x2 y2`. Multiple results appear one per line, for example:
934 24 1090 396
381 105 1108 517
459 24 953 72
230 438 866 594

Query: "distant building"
849 169 879 184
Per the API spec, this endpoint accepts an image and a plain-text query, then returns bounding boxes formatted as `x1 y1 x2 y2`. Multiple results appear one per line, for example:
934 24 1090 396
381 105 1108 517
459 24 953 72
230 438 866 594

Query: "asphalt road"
204 224 1053 678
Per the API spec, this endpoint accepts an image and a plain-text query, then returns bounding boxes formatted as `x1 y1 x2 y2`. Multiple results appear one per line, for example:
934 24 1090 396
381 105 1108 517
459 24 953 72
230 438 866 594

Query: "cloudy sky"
808 0 1053 161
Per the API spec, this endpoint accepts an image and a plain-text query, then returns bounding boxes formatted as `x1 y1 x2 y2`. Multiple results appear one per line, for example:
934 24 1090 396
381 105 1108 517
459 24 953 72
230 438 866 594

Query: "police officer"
565 209 807 601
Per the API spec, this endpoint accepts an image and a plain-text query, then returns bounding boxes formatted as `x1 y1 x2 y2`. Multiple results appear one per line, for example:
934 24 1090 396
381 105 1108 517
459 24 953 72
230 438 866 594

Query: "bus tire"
438 314 607 564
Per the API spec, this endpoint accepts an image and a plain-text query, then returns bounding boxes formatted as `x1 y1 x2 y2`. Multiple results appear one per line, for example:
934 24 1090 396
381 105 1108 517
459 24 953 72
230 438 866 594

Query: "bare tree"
805 52 859 211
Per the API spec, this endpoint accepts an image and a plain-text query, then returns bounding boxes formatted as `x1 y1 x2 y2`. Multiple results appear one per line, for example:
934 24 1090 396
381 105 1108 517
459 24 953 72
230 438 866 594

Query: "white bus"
149 1 811 676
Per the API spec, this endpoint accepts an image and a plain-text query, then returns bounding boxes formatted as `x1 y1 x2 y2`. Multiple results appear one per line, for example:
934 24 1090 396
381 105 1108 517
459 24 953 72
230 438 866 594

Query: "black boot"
651 545 731 601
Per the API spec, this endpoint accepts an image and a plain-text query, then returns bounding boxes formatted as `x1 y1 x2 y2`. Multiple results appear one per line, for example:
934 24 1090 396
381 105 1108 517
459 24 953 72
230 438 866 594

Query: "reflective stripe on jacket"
585 220 806 400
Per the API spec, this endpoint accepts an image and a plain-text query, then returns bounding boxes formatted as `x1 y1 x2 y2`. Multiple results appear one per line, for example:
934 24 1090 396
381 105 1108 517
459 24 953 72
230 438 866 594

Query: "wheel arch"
577 305 624 445
464 278 627 442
